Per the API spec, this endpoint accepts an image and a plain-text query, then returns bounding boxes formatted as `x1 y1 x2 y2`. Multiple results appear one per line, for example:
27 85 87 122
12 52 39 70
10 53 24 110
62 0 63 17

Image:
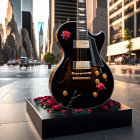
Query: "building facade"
10 0 22 32
48 0 77 59
92 0 108 61
107 0 140 62
48 0 108 61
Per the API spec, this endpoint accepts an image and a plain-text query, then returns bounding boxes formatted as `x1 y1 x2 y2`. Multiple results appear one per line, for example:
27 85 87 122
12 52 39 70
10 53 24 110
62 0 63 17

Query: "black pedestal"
26 99 132 139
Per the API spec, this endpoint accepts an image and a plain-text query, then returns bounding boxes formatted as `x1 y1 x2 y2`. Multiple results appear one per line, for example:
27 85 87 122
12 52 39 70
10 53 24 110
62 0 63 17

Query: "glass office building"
107 0 140 62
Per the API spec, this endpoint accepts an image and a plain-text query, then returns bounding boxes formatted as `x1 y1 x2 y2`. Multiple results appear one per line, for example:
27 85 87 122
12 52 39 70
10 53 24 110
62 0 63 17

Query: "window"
110 13 122 24
137 0 140 9
137 12 140 36
124 0 133 6
109 2 122 16
110 22 122 44
124 5 134 16
124 15 134 37
109 0 119 7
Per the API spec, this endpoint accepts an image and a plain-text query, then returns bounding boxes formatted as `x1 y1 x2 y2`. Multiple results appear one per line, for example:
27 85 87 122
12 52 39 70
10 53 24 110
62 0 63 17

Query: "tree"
43 53 56 68
123 28 133 65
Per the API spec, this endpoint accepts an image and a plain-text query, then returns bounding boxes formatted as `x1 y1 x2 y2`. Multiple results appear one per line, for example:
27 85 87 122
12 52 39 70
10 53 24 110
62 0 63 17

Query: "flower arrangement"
33 96 121 116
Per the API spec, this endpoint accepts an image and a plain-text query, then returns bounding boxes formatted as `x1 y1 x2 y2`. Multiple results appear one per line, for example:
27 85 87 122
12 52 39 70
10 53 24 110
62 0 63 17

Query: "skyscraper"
107 0 140 62
22 11 33 41
10 0 22 32
39 24 43 60
49 0 77 59
93 0 108 61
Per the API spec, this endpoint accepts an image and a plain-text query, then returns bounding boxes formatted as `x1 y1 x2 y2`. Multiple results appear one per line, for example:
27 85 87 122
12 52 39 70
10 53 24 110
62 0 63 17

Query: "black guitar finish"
49 21 114 109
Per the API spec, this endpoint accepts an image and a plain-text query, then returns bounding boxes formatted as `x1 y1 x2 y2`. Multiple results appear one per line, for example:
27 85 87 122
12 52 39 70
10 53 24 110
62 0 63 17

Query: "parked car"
37 61 41 65
19 57 29 68
114 57 124 65
28 60 34 66
7 59 18 66
33 60 38 65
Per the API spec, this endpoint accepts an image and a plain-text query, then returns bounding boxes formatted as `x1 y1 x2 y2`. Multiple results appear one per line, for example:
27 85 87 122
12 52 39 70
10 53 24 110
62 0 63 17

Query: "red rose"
75 110 79 112
107 100 114 107
46 109 49 112
42 96 51 101
61 31 71 40
41 102 46 105
96 83 105 90
61 110 66 113
52 104 62 110
38 97 43 100
33 98 38 101
100 105 109 110
79 109 84 112
87 109 92 112
48 98 56 104
49 110 53 113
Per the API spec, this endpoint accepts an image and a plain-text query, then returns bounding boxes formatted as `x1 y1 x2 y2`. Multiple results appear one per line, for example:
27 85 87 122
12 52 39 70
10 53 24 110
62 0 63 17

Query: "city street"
0 64 140 140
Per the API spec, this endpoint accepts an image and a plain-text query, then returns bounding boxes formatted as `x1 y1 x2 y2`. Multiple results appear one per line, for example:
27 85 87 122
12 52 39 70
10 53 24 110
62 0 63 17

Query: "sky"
33 0 49 56
0 0 8 41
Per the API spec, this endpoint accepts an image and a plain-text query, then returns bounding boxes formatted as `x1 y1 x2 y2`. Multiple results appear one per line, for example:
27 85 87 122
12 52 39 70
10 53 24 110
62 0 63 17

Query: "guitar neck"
77 0 88 40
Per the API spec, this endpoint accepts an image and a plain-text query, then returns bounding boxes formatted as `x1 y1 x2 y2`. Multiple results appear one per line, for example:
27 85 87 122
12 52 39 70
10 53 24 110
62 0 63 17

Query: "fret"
79 29 87 32
78 8 85 11
79 0 85 3
77 0 87 40
78 13 86 16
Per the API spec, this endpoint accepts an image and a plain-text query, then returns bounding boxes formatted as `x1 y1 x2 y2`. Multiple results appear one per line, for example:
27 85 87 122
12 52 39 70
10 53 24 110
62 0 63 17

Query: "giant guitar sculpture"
49 0 114 109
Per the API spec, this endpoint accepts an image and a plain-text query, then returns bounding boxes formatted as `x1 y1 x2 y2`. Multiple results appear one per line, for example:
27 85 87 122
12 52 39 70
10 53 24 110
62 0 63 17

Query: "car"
7 59 17 66
37 60 41 65
33 60 38 65
28 60 34 66
114 57 124 65
19 57 29 68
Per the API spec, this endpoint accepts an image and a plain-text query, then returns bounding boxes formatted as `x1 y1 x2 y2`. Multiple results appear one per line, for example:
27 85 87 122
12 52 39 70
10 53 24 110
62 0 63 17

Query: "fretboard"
77 0 88 40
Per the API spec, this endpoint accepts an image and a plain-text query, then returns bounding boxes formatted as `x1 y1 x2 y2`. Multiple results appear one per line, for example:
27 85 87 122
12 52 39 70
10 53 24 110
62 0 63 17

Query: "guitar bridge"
71 72 92 76
72 77 91 80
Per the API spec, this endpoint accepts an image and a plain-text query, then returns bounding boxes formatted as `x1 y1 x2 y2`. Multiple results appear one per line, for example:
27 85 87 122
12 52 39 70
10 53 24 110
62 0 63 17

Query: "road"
0 64 140 140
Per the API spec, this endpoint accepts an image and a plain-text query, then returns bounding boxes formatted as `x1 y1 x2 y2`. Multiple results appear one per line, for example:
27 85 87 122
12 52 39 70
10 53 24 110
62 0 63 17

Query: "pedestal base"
26 99 132 139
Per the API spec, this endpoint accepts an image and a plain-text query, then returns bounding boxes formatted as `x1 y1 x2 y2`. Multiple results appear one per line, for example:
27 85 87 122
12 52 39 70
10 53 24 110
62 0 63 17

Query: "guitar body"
49 21 114 109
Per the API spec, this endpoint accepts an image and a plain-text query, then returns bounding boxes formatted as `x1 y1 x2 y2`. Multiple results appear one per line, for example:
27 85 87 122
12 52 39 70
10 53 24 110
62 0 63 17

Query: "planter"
48 63 52 69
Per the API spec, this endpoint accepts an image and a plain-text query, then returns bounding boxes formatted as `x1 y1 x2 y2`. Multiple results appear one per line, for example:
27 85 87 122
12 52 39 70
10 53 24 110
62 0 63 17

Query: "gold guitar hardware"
63 91 68 96
73 77 91 80
95 71 100 76
93 92 98 97
71 72 92 75
95 79 100 84
103 74 107 79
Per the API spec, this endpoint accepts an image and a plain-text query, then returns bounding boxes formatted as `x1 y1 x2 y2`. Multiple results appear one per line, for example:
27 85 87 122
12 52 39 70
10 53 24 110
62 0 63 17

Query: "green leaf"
42 105 47 110
36 101 41 104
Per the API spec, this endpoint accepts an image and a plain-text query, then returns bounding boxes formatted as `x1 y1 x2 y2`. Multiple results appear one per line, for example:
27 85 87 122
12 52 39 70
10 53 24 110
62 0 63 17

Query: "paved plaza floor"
0 64 140 140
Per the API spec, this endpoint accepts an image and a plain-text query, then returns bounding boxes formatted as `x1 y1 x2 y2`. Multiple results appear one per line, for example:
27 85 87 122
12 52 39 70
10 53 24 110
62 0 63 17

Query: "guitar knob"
95 79 100 84
103 74 107 79
93 92 98 97
63 90 68 96
95 71 100 76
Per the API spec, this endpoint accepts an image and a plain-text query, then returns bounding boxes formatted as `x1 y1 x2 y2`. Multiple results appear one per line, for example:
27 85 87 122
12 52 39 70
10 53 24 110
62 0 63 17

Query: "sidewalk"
0 65 140 140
